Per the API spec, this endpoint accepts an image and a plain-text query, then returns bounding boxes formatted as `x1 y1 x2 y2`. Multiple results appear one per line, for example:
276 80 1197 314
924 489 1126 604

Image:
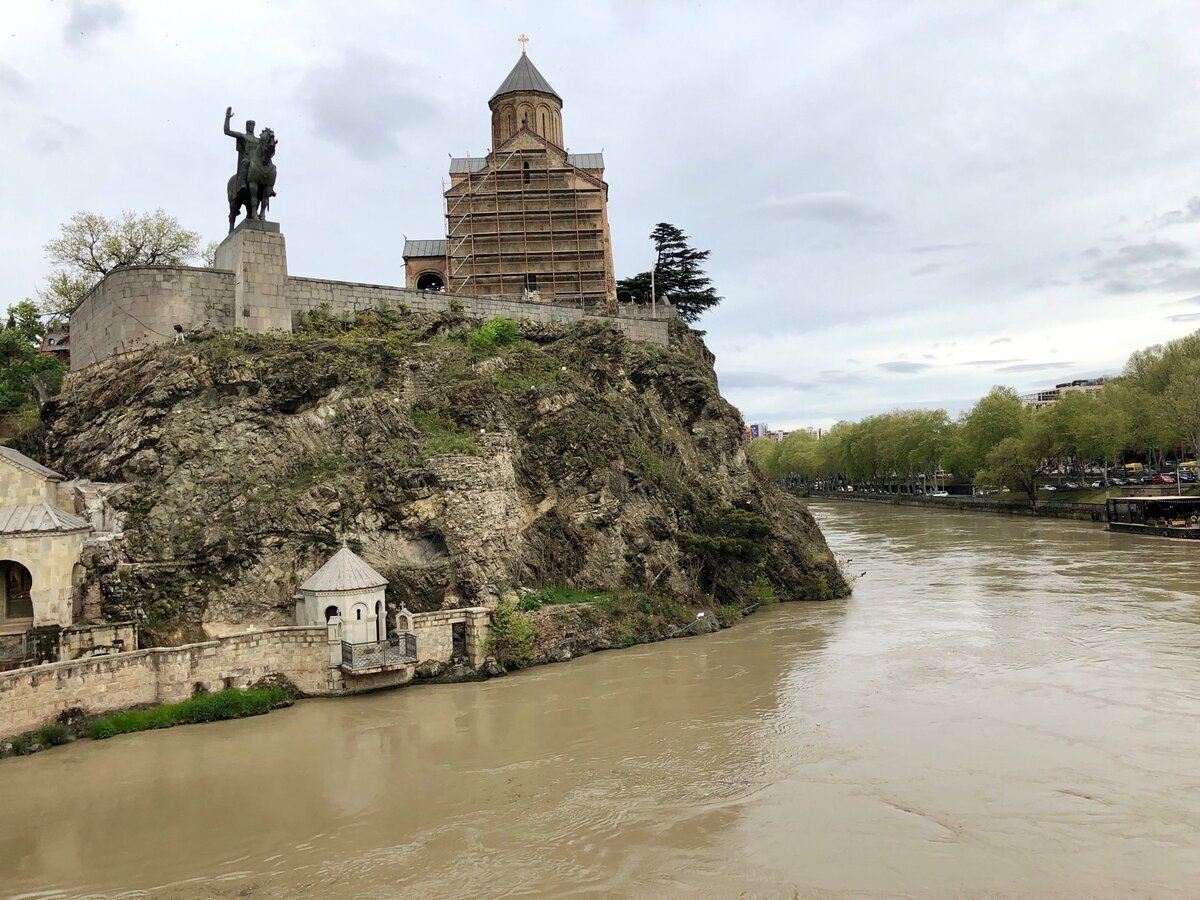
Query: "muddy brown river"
3 501 1200 898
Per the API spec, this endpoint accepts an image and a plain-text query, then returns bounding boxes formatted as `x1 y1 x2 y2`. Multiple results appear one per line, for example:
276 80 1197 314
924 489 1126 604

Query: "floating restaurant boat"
1106 495 1200 539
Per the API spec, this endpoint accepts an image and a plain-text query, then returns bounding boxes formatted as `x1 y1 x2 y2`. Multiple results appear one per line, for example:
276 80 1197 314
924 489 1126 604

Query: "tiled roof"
403 239 447 258
567 153 604 170
0 504 90 534
491 54 560 101
0 446 63 481
449 157 489 175
299 547 388 593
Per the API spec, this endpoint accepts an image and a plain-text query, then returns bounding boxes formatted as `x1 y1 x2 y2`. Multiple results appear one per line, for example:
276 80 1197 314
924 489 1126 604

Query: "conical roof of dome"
491 54 560 102
299 547 388 592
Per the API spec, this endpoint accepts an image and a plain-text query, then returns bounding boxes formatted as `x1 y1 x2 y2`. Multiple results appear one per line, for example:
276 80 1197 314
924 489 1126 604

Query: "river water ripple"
2 501 1199 898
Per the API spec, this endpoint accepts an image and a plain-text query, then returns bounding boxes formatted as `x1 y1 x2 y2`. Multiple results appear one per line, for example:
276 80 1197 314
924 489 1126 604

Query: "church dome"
488 53 565 149
490 54 561 102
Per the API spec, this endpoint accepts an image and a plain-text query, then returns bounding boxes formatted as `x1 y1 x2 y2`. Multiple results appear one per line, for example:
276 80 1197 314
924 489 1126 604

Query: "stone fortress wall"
69 222 673 372
1 604 490 738
1 627 338 737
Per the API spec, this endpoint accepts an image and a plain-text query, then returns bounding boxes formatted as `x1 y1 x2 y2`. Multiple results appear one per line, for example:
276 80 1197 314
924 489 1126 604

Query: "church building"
404 47 617 307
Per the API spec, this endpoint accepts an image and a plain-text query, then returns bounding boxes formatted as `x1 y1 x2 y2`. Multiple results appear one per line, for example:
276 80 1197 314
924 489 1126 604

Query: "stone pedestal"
214 220 290 333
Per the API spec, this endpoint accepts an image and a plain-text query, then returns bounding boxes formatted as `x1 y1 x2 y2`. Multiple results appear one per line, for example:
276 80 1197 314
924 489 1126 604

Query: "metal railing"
340 633 417 673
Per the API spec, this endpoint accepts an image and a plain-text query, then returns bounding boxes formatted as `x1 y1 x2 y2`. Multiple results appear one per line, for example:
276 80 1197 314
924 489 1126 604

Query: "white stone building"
0 448 90 634
296 546 389 645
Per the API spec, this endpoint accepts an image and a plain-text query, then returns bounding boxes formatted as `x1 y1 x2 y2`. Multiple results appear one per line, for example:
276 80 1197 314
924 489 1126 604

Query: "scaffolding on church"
443 145 611 308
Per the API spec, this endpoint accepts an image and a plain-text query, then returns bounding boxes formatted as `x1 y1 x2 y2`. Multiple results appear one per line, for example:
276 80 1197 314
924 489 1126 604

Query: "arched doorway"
324 605 340 622
0 560 33 624
416 271 445 292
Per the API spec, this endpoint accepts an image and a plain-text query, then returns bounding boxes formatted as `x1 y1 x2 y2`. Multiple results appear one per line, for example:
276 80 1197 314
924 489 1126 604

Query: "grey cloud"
1148 196 1200 228
996 361 1076 373
909 262 942 277
817 369 865 385
1094 265 1200 296
1081 241 1200 295
989 337 1012 345
1166 312 1200 322
754 192 893 229
961 358 1023 367
922 353 936 360
300 53 437 161
909 242 980 254
1091 240 1187 271
64 0 126 47
26 117 87 155
719 371 817 390
0 63 28 94
878 361 931 374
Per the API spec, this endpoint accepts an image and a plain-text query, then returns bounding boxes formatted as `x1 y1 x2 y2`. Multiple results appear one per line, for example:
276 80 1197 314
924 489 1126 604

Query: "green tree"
774 430 821 481
0 303 66 414
5 300 45 343
41 210 205 317
957 387 1028 475
747 436 780 475
616 223 722 323
675 508 772 598
977 414 1054 506
1163 356 1200 463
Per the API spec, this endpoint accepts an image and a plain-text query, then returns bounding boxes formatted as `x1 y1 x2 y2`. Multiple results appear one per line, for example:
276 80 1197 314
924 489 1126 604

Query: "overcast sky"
4 1 1200 429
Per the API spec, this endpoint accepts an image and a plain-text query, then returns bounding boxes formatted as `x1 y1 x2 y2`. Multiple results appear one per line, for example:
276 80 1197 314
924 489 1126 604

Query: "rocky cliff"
26 308 845 644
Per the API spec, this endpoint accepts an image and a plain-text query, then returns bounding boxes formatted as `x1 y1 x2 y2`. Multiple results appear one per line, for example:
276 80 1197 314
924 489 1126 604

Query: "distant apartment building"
1020 377 1106 410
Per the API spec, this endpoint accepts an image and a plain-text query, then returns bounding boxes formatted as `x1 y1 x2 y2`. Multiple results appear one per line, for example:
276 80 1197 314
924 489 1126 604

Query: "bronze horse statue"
227 127 277 232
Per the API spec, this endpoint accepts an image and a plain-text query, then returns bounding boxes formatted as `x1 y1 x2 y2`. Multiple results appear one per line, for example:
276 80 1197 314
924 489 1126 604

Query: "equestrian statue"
224 107 278 232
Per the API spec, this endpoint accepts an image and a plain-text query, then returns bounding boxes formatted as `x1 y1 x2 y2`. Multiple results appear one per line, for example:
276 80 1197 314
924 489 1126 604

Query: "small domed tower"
489 50 563 149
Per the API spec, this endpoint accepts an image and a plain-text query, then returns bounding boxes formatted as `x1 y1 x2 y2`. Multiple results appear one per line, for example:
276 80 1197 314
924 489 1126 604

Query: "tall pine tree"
616 223 722 323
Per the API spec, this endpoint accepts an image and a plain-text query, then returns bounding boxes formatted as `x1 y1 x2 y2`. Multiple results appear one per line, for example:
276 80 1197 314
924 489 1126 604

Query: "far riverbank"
805 489 1107 522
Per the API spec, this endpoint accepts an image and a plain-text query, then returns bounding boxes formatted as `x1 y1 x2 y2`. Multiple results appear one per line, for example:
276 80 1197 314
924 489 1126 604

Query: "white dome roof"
299 547 388 593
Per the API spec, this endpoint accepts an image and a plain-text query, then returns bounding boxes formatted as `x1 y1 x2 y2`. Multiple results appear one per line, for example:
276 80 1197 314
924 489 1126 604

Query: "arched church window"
523 160 530 185
416 271 445 292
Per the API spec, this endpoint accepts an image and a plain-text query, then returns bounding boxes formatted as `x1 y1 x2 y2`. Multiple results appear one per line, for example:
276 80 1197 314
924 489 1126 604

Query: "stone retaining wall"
0 626 337 738
410 608 491 668
70 266 235 371
71 259 670 372
809 491 1108 522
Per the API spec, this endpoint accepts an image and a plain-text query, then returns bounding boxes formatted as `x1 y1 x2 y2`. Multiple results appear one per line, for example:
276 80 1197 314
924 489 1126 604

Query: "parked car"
1063 482 1081 490
1091 480 1104 488
930 490 949 497
1110 478 1126 486
1041 484 1057 491
1153 474 1176 484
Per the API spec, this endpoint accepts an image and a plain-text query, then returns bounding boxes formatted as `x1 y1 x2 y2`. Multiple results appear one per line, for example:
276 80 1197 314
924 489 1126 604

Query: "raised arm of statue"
224 106 244 140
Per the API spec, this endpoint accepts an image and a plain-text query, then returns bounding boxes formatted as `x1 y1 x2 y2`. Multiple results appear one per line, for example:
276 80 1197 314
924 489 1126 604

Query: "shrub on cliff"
485 598 537 669
467 316 520 354
675 508 773 599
